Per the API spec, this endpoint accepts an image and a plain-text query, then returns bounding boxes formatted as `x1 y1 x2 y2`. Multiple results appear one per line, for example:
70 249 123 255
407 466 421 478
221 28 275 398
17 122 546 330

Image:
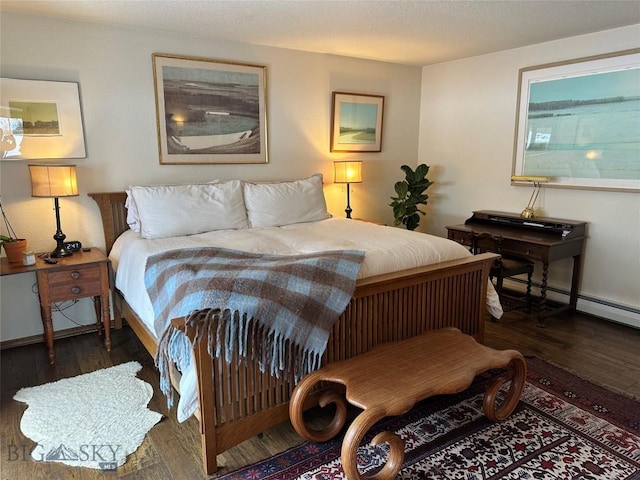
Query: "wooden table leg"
537 254 583 327
36 271 55 365
40 304 55 365
289 371 348 442
569 254 582 310
342 406 405 480
537 262 550 327
93 295 103 336
483 354 527 421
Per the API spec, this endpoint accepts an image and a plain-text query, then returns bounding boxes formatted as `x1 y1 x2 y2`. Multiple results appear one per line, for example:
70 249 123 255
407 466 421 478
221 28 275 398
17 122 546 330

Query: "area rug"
13 361 162 470
217 357 640 479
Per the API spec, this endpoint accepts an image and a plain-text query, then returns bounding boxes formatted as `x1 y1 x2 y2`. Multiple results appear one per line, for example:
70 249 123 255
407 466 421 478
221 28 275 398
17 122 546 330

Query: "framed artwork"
0 78 86 160
152 53 268 164
330 92 384 152
512 48 640 192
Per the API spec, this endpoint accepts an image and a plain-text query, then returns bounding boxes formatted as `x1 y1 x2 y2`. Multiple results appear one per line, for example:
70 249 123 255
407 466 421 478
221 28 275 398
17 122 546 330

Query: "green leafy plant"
389 164 433 231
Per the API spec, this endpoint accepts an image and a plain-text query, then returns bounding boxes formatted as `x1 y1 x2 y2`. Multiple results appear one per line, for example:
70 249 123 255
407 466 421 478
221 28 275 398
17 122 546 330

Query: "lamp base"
49 197 73 258
344 182 353 219
520 207 535 219
345 206 353 219
50 244 72 258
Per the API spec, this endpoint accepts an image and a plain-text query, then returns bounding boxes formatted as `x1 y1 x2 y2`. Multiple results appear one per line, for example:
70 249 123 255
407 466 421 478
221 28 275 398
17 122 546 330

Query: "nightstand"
1 249 111 364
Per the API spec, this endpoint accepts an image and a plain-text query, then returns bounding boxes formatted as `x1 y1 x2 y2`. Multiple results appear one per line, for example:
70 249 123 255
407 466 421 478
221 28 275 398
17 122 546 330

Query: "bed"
89 175 500 475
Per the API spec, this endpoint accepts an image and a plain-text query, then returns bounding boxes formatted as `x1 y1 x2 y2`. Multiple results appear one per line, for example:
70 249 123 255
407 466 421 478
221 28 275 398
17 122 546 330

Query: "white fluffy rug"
13 361 162 470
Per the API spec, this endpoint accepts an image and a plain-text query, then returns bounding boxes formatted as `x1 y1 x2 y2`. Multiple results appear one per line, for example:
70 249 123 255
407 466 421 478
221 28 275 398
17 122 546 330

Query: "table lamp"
511 175 550 219
29 164 79 257
334 161 362 219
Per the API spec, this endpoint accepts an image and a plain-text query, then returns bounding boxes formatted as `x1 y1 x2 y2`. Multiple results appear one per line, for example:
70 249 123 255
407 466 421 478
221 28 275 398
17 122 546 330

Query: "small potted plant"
389 164 433 231
1 200 27 263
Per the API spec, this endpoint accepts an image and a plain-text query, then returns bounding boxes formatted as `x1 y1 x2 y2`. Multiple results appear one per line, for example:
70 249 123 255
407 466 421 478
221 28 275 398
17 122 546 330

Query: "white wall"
0 12 422 341
419 25 640 326
2 12 637 343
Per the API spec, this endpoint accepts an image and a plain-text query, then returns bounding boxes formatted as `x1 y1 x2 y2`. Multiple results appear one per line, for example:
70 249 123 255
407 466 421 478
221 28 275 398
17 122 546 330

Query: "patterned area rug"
218 357 640 479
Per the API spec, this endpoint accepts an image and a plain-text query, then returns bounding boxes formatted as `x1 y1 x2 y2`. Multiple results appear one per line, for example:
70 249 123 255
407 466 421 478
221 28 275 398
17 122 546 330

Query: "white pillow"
126 180 221 233
243 174 331 228
125 189 143 233
128 181 249 239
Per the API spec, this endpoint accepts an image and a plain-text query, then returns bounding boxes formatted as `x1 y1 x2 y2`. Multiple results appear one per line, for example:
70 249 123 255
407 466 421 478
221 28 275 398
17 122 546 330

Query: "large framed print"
330 92 384 152
0 78 86 160
512 48 640 192
152 54 268 164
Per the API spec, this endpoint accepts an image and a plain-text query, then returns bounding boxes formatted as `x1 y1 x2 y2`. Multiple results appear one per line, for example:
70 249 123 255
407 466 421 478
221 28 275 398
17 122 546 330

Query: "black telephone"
63 241 83 252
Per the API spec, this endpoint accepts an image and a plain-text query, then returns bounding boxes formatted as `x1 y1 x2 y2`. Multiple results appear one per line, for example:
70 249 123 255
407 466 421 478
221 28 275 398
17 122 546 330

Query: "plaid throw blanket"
144 247 365 407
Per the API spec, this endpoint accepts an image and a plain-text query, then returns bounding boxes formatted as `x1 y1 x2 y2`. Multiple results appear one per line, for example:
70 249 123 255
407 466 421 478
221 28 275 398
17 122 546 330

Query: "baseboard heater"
506 278 640 330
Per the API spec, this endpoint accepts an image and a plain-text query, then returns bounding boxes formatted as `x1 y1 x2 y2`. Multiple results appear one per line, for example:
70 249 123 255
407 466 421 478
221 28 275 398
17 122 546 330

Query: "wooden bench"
289 327 526 480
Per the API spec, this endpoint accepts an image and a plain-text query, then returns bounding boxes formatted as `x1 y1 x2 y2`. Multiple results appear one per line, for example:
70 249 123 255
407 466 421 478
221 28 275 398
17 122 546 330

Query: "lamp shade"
511 175 550 219
29 164 78 198
334 161 362 184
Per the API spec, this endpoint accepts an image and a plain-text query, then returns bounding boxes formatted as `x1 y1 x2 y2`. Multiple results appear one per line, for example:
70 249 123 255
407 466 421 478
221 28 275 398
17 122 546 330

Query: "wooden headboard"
88 192 129 254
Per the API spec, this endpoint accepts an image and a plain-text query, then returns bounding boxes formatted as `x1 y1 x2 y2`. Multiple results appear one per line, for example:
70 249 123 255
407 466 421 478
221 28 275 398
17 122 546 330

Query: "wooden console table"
289 328 526 480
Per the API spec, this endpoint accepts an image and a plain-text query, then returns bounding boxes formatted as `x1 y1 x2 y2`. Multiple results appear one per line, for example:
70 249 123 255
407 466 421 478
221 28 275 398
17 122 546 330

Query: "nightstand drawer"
49 280 103 301
46 266 102 286
500 241 546 261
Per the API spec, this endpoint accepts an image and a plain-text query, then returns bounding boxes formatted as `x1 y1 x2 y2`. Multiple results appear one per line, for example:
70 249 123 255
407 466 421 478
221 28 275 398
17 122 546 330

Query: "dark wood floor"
1 310 639 479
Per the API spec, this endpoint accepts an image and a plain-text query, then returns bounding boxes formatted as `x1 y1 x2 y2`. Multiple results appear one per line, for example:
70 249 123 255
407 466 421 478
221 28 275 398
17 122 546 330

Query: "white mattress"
110 217 502 420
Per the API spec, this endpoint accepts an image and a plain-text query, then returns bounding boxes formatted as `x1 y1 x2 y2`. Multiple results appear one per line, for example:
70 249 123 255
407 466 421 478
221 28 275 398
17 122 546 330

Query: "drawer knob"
71 271 81 280
71 286 81 295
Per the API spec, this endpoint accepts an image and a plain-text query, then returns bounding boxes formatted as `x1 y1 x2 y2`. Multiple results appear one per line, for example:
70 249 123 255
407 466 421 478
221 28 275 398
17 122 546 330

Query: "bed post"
87 192 128 254
88 192 128 328
172 318 219 474
196 337 219 474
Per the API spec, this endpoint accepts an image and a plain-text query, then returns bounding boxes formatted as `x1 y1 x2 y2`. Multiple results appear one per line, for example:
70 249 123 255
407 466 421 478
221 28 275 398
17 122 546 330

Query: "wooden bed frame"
89 191 498 475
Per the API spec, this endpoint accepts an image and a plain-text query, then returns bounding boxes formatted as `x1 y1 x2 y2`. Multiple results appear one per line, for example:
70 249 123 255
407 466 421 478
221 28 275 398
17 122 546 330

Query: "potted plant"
1 200 27 263
389 164 433 231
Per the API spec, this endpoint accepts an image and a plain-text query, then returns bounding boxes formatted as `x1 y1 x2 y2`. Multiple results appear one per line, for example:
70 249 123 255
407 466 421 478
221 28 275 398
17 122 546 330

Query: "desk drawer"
448 230 473 247
49 281 103 301
501 240 546 261
47 266 101 286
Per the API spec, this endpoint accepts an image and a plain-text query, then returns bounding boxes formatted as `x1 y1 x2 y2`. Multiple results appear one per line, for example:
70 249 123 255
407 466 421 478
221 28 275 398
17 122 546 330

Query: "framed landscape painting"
0 78 86 160
512 48 640 192
152 54 268 164
330 92 384 152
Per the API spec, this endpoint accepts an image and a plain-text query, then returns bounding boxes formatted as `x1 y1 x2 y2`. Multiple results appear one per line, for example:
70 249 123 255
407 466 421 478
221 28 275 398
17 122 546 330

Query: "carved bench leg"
342 406 405 480
289 371 348 442
483 352 527 421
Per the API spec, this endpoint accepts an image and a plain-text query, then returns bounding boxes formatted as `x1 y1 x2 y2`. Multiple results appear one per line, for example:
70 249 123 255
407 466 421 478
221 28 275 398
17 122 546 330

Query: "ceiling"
2 1 639 66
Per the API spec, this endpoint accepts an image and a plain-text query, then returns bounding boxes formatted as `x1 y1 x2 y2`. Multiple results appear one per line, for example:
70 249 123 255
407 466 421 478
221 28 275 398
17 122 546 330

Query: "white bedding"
110 217 503 420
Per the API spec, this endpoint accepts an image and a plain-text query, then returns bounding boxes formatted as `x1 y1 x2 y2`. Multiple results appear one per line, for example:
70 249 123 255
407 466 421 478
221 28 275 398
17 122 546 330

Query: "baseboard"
505 279 640 329
0 322 112 350
547 289 640 329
